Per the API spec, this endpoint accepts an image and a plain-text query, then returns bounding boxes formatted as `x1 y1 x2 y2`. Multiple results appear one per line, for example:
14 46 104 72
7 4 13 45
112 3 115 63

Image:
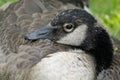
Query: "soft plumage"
25 9 120 80
0 0 120 80
25 9 114 80
0 0 89 80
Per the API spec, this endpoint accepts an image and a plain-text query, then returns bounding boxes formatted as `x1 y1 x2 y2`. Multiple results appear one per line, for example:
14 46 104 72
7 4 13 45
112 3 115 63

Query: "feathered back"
0 0 89 54
0 0 89 80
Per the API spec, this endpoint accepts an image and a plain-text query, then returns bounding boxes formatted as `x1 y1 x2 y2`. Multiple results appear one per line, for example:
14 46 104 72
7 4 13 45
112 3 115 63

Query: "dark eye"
63 23 75 32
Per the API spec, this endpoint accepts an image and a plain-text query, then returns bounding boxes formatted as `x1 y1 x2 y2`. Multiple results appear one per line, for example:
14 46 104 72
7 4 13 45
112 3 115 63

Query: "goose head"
25 9 113 73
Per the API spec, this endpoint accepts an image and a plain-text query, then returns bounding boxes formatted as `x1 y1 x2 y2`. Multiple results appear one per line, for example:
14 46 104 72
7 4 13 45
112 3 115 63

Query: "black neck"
71 27 113 74
89 41 113 73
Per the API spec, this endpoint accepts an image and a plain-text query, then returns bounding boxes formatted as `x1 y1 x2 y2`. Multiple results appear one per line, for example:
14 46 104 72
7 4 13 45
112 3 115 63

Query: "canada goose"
0 0 120 80
0 0 90 80
25 9 113 80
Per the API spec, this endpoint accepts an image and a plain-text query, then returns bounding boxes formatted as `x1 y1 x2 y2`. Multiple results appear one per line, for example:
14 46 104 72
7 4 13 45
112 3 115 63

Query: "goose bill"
25 24 54 40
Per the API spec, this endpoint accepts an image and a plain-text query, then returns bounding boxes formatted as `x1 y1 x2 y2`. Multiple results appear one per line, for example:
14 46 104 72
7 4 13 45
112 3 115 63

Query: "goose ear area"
80 23 110 52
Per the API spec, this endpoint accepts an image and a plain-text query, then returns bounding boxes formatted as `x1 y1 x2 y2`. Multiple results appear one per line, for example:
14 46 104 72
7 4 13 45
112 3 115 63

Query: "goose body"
97 53 120 80
0 0 91 80
29 51 96 80
0 0 120 80
25 9 113 80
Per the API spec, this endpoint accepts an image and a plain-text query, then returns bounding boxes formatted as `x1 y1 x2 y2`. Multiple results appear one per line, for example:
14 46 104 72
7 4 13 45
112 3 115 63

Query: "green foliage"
0 0 17 6
90 0 120 39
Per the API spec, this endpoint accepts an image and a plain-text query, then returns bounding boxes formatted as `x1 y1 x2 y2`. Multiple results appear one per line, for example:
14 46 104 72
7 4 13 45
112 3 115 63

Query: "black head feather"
51 9 96 26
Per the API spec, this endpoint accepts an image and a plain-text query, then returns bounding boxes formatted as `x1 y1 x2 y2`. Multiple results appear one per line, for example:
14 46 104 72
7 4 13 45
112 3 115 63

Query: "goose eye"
63 23 75 32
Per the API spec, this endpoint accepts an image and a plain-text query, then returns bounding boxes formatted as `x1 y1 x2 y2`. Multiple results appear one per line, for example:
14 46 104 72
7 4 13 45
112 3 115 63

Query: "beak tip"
24 35 30 40
24 33 39 41
24 25 53 41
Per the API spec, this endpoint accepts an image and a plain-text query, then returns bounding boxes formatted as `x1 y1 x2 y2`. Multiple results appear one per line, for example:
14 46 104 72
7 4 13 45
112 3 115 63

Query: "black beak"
25 24 54 40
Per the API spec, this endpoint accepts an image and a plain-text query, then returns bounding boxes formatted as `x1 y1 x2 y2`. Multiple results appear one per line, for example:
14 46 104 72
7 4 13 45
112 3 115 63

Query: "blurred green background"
90 0 120 39
0 0 120 39
0 0 17 6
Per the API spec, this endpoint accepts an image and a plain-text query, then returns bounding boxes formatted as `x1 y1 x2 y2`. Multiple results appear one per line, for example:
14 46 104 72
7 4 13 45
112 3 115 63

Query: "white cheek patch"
57 24 88 46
